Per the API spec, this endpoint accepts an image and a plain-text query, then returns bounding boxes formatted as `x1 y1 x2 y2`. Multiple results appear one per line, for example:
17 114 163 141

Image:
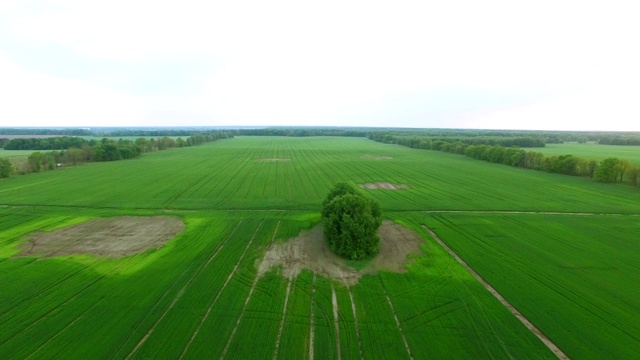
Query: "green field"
0 149 33 158
1 136 639 359
533 143 640 163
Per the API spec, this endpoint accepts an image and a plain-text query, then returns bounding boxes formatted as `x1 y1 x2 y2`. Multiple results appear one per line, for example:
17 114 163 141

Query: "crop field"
0 136 639 359
417 213 640 359
0 149 33 158
532 143 640 163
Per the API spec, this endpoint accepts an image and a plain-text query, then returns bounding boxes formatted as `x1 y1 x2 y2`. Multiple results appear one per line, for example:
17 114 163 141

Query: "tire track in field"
345 285 363 360
380 279 414 360
272 277 293 360
219 221 278 360
422 225 571 360
309 275 316 360
331 285 342 360
125 221 247 360
0 257 103 321
0 254 139 348
110 222 241 358
24 296 105 359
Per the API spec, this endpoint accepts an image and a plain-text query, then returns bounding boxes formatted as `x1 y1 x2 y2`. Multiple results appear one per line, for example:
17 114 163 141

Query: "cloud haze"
1 0 638 130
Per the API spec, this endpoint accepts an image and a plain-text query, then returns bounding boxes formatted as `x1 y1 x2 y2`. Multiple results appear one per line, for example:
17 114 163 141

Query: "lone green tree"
321 182 382 260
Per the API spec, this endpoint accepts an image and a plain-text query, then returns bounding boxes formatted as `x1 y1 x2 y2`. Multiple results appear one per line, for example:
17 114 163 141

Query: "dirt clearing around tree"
258 220 424 285
256 158 290 162
360 155 393 159
20 216 185 258
359 182 409 190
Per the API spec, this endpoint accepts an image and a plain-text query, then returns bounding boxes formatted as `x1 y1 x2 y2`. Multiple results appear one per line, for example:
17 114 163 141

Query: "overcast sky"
1 0 638 130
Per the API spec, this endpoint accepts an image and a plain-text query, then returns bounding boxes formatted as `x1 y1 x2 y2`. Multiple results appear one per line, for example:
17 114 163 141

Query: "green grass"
0 136 638 359
0 149 33 158
533 143 640 163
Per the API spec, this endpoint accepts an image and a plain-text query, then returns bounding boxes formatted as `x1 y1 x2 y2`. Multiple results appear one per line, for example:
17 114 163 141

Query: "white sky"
1 0 639 130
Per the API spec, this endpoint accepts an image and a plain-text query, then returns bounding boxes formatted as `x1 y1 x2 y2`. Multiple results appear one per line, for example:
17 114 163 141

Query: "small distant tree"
0 158 13 178
321 182 382 260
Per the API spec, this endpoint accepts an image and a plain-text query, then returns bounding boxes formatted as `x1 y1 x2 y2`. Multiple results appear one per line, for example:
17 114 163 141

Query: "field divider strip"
272 277 293 360
380 280 414 360
309 274 316 360
422 210 640 216
125 221 245 360
421 225 571 360
220 220 278 359
178 221 266 360
346 285 363 360
331 285 342 360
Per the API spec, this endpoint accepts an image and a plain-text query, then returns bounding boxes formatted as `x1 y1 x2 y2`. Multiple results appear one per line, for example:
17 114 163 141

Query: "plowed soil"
258 220 424 285
358 182 409 190
20 216 185 258
256 158 290 162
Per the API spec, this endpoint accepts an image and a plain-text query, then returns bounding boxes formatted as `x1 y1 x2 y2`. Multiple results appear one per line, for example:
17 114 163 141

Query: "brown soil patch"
360 155 393 159
258 220 424 285
20 216 185 259
256 158 290 162
358 182 409 190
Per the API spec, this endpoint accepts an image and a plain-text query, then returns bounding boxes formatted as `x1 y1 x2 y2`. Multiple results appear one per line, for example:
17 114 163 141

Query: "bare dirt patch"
358 182 409 190
256 158 290 162
360 155 393 159
20 216 185 259
258 220 424 285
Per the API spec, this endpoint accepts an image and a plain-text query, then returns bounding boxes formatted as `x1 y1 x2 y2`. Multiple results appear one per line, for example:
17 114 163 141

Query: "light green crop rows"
421 212 640 359
533 143 640 163
0 136 638 359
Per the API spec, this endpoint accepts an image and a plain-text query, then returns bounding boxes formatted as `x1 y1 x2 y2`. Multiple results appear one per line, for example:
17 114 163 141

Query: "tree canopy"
321 182 382 260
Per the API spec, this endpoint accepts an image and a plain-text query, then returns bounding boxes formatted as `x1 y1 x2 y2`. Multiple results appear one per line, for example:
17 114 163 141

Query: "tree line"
370 136 639 186
0 131 233 178
369 133 546 149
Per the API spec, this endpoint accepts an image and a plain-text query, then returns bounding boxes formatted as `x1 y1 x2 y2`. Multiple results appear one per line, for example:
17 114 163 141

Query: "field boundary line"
178 221 266 360
421 225 571 360
272 277 293 360
219 221 278 360
331 285 342 360
422 210 640 216
380 280 414 360
309 275 316 360
346 285 363 360
125 221 245 360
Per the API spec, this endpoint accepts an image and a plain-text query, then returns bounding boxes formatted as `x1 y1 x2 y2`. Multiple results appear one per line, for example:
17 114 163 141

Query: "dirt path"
273 278 292 360
381 284 413 360
421 225 571 360
309 275 316 360
346 286 364 360
332 286 342 360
